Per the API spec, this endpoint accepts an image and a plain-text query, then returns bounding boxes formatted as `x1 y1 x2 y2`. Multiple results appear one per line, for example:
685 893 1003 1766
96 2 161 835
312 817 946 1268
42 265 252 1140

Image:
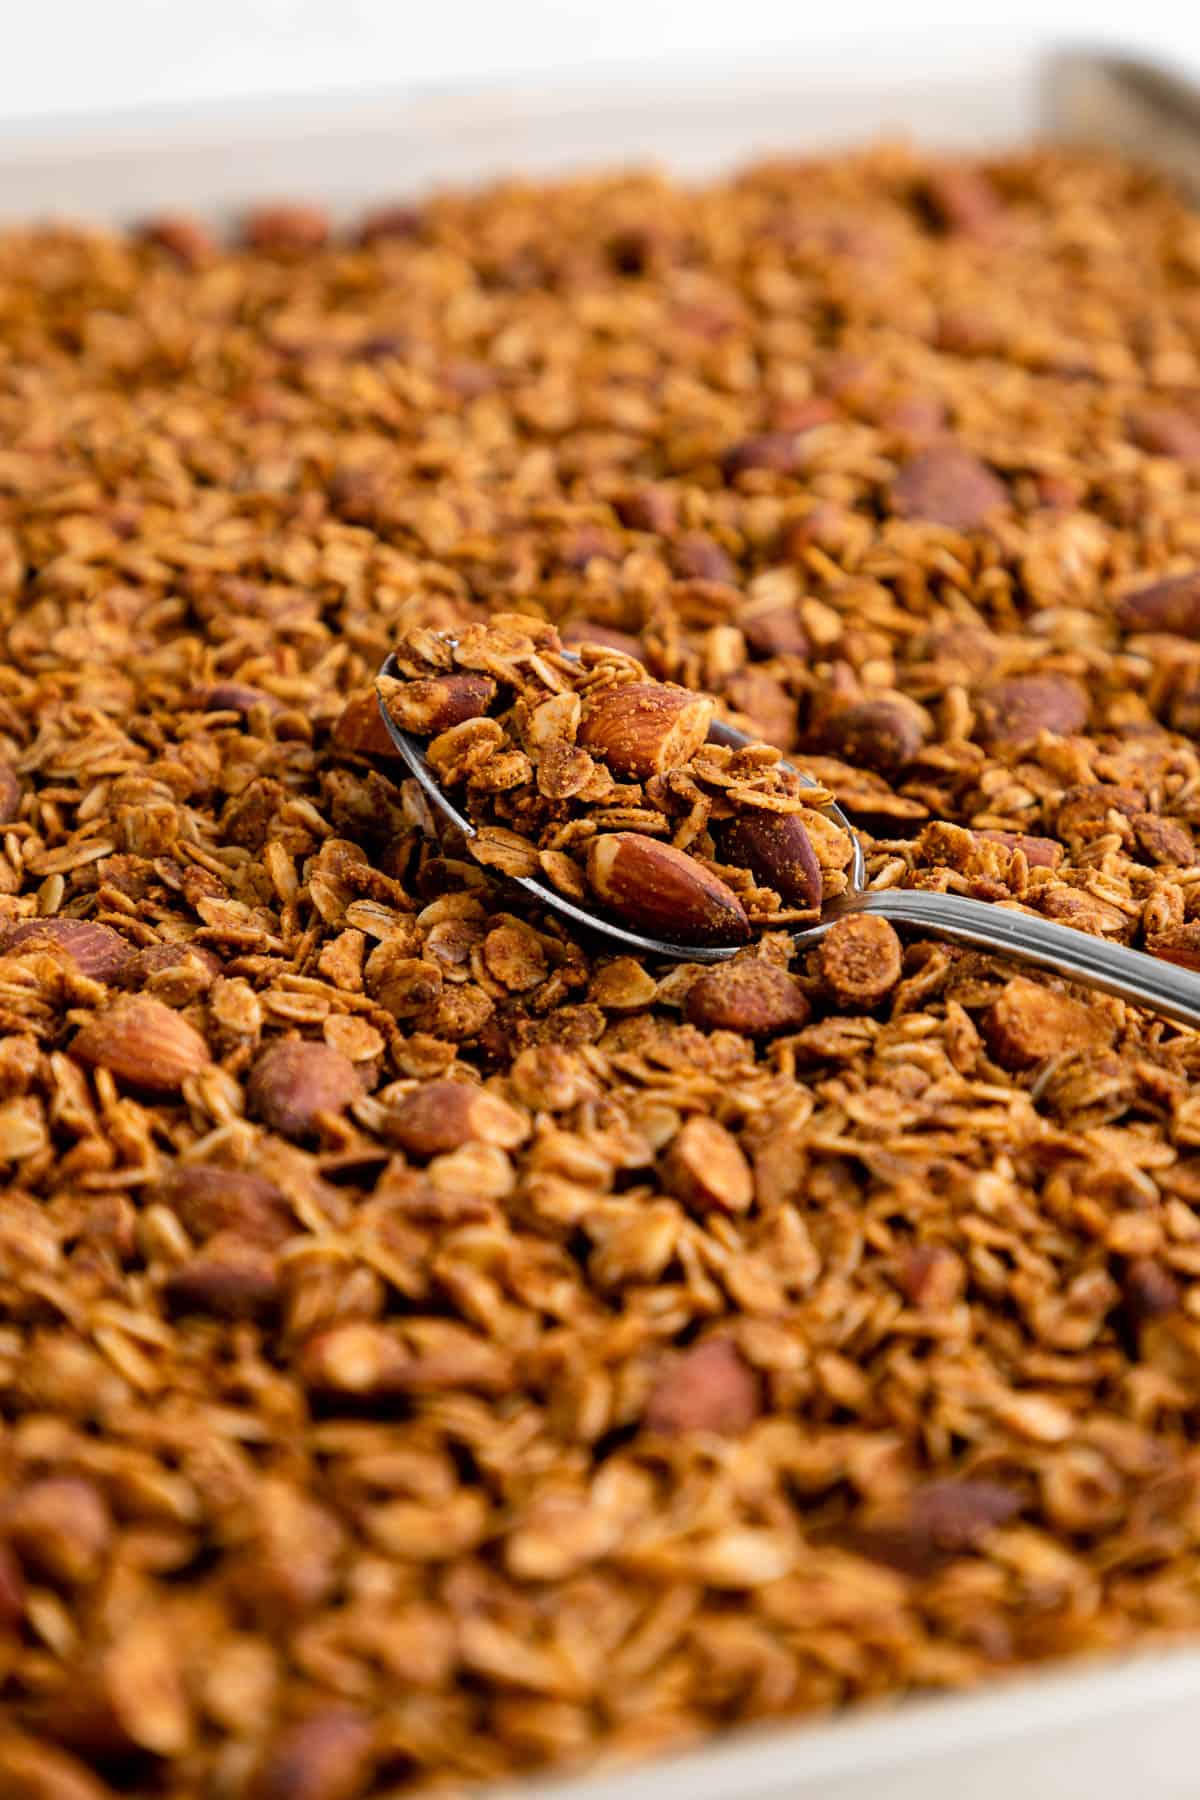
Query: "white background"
2 1 1199 125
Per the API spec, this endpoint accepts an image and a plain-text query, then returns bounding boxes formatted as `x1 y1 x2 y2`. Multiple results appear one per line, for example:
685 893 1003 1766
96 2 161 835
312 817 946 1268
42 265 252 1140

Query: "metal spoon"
377 653 1200 1030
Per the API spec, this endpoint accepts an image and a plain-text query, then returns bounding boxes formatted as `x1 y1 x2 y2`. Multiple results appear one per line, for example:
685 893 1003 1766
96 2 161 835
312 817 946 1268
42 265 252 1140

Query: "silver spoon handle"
798 888 1200 1031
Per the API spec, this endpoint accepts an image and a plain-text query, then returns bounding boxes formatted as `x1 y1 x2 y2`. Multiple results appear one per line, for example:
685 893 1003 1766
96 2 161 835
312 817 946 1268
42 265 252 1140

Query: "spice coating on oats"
382 621 842 942
2 137 1200 1798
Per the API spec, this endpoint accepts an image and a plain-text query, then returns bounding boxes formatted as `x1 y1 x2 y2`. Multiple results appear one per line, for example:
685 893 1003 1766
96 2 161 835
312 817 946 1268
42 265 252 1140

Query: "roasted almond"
644 1338 761 1436
72 997 212 1092
150 1164 294 1248
889 444 1008 530
718 812 822 909
738 598 809 659
164 1237 280 1321
577 681 713 780
613 485 678 534
587 834 751 947
0 918 133 983
382 672 497 736
243 202 330 253
386 1079 529 1159
685 958 810 1037
247 1039 362 1140
974 673 1089 747
813 698 927 775
333 692 407 758
1116 569 1200 637
1128 407 1200 462
249 1707 375 1800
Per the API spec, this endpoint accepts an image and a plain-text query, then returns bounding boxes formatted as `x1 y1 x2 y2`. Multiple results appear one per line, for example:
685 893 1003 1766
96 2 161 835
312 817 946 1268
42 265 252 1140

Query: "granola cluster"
1 144 1200 1798
380 621 850 944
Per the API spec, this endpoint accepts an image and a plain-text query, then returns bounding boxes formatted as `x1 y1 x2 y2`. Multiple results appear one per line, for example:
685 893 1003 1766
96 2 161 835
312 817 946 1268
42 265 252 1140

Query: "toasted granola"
380 623 844 941
0 139 1199 1800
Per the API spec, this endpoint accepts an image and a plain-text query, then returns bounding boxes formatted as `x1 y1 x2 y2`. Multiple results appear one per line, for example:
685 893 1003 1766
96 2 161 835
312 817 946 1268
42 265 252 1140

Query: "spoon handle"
798 888 1200 1031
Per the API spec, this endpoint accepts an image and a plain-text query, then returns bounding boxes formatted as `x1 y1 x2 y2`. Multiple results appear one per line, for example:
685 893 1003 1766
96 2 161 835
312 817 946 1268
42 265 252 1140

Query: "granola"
380 622 843 941
0 139 1198 1799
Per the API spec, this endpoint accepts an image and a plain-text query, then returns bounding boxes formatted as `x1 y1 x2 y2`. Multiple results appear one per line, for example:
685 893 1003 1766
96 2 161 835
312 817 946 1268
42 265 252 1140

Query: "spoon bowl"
376 651 1200 1029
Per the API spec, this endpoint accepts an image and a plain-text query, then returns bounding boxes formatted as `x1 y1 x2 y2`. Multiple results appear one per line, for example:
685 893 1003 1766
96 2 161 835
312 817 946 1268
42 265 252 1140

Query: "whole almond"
718 812 822 909
333 692 404 758
247 1039 362 1140
974 673 1089 747
1146 923 1200 971
587 834 751 947
818 914 903 1007
194 681 281 718
670 532 737 584
814 698 926 774
73 997 211 1091
250 1708 375 1800
1117 569 1200 637
243 203 330 253
0 758 20 824
561 618 645 660
0 918 133 983
578 681 713 780
644 1338 761 1435
661 1115 754 1212
1128 407 1200 462
890 444 1008 530
739 599 809 659
138 212 218 267
150 1165 294 1248
387 1079 529 1159
382 673 497 737
977 829 1063 870
614 485 678 534
685 959 810 1037
164 1237 280 1320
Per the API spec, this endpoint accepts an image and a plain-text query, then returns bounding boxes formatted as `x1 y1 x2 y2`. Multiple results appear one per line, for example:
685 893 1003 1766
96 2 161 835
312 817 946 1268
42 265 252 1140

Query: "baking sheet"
1 43 1199 1798
0 55 1042 223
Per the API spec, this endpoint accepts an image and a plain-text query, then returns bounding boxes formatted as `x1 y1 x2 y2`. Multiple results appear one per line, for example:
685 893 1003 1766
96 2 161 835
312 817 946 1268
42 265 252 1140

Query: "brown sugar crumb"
4 135 1200 1798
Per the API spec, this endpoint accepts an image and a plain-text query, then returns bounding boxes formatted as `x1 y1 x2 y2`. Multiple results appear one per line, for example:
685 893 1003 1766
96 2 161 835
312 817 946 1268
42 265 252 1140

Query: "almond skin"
249 1708 375 1800
974 673 1089 747
577 681 713 780
813 698 927 775
644 1339 761 1436
333 692 401 758
0 918 133 983
382 673 497 737
718 812 822 909
247 1039 362 1140
890 444 1008 530
386 1079 529 1159
587 834 751 947
73 997 212 1092
149 1165 294 1248
1116 569 1200 637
